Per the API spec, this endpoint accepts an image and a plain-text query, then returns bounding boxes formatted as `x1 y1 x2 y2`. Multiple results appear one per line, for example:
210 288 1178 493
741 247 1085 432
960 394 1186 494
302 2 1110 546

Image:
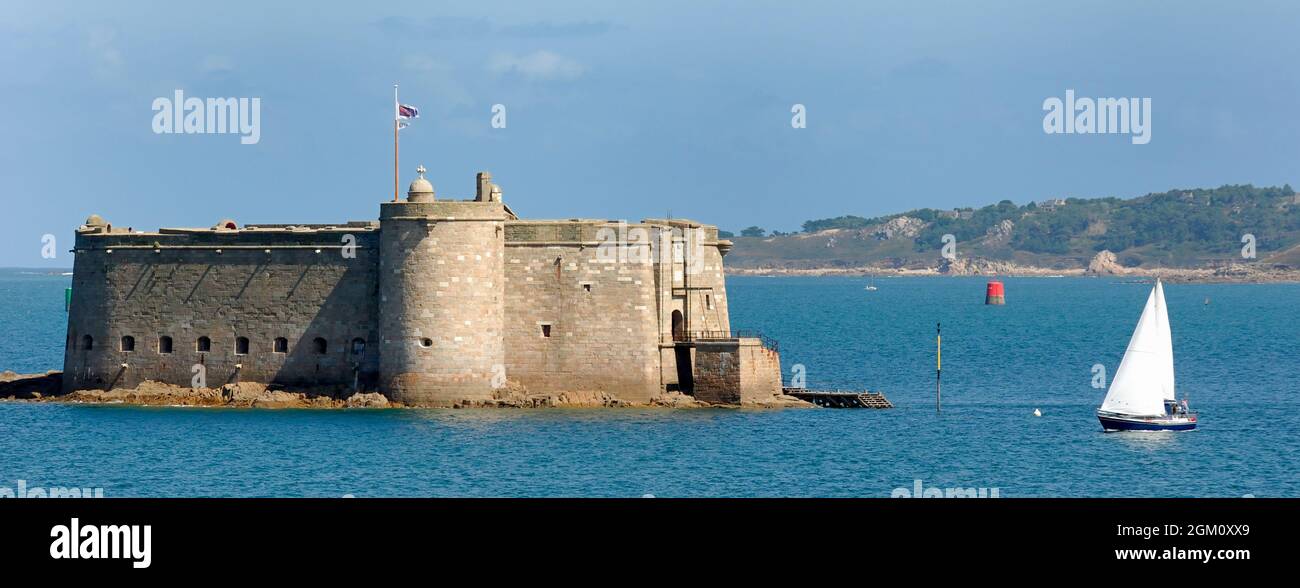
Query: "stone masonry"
61 168 782 406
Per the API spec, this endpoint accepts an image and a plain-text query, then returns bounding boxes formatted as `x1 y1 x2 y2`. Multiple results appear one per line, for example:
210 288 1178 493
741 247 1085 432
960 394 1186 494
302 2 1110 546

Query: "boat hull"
1097 412 1197 432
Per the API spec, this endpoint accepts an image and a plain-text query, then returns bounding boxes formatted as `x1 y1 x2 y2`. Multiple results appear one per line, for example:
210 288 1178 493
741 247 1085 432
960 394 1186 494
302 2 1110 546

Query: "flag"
397 103 419 129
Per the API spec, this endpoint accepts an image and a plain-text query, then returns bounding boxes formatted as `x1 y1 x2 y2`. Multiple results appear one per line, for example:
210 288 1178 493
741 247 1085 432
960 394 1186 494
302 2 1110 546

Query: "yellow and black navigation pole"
936 322 942 414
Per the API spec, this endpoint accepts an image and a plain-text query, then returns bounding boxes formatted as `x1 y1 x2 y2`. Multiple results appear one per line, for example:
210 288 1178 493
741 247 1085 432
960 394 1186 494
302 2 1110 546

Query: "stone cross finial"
416 164 427 178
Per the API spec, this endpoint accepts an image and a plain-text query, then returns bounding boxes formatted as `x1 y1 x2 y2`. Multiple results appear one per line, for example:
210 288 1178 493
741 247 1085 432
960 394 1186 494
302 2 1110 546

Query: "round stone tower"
377 166 508 406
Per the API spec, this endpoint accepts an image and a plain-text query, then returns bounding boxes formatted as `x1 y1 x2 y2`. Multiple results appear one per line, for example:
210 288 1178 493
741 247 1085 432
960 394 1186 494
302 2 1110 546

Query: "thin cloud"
202 55 235 74
376 16 492 39
488 50 586 81
375 17 613 40
498 20 614 38
402 55 475 109
889 58 956 81
86 25 123 77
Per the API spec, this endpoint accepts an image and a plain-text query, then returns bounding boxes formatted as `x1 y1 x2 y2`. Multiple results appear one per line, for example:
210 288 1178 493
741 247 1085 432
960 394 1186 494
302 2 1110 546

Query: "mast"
1155 279 1176 402
393 84 399 203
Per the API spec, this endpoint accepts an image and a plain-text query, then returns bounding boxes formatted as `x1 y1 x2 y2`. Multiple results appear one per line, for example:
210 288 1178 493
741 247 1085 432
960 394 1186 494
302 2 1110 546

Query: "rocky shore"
727 250 1300 283
0 371 808 409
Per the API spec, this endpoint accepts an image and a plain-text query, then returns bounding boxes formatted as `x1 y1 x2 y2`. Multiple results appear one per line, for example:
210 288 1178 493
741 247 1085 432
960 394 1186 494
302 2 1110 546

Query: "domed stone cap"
84 214 107 227
407 165 435 203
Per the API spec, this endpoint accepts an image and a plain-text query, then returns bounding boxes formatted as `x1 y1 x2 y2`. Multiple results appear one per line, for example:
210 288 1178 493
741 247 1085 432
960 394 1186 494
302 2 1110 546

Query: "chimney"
476 172 493 202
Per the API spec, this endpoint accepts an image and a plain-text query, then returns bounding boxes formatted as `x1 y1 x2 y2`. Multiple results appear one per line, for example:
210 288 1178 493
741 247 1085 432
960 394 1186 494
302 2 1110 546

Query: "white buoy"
1032 408 1042 417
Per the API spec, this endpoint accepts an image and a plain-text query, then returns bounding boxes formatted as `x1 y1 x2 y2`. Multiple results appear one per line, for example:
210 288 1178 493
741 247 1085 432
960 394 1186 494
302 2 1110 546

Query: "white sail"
1099 281 1176 416
1154 281 1176 401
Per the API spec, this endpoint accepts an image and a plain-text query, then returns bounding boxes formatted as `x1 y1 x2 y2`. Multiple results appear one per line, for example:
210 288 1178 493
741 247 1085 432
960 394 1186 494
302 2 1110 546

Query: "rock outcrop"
982 219 1015 244
345 392 391 408
1087 250 1126 275
938 257 1019 275
0 370 61 399
17 378 396 408
3 372 808 410
868 216 926 240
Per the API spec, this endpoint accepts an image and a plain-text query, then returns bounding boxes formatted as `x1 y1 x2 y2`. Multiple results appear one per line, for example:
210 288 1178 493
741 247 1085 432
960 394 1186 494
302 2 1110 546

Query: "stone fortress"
62 167 786 407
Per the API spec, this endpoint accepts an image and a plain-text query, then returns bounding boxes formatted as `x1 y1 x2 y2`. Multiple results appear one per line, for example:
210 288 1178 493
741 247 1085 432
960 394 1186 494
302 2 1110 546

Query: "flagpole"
393 84 399 202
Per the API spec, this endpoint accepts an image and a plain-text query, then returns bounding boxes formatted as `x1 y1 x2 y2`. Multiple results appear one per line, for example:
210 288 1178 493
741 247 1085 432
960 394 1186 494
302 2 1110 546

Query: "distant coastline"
3 268 73 275
721 184 1300 282
725 259 1300 283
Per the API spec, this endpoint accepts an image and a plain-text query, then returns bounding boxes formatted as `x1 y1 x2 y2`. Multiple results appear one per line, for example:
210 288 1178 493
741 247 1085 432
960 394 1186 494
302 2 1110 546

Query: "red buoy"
985 280 1005 305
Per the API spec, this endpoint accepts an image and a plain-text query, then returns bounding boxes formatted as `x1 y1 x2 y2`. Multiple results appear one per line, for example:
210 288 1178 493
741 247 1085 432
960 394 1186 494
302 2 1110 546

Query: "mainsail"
1099 281 1176 416
1154 281 1176 401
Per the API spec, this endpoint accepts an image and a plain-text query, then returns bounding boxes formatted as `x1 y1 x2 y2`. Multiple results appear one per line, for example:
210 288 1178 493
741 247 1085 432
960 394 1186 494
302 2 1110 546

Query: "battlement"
504 218 724 246
379 199 511 221
72 216 725 249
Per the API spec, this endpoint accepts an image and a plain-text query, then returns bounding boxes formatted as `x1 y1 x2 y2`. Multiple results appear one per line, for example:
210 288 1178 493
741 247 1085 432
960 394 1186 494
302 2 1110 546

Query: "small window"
273 337 288 353
82 335 93 351
235 336 250 355
582 283 592 292
196 336 211 353
419 337 433 348
120 335 135 352
706 294 713 309
312 337 327 354
541 324 552 338
158 336 173 354
350 337 366 355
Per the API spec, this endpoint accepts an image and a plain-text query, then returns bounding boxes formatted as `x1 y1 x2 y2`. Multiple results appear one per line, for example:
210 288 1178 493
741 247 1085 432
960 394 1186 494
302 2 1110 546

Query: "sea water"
1 270 1296 497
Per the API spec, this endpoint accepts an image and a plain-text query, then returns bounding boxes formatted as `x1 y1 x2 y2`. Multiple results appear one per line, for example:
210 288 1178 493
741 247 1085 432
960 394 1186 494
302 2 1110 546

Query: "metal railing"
668 329 778 352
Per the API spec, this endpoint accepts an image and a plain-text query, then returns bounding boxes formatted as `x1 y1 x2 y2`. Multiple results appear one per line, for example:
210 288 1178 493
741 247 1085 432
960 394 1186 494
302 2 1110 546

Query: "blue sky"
2 0 1298 267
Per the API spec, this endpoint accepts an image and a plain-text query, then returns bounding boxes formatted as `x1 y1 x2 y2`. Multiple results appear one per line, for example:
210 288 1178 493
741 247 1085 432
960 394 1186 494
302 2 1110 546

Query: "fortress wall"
63 242 113 391
689 237 731 333
502 221 662 402
59 202 737 404
652 225 732 393
737 341 784 402
649 223 731 339
378 201 506 406
62 229 381 393
692 341 741 404
692 339 783 404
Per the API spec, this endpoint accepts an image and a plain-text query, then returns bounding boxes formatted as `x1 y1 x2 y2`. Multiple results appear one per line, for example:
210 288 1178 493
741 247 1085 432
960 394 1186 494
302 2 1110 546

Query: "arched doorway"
671 310 685 341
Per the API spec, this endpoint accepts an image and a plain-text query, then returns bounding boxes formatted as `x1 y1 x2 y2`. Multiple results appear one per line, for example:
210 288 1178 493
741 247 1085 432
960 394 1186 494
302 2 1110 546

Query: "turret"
407 165 435 203
377 166 507 406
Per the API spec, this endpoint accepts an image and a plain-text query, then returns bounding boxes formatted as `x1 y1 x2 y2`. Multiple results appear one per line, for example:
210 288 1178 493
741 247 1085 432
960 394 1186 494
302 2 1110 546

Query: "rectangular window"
235 337 249 355
706 294 713 309
541 324 552 338
158 336 173 354
274 337 288 353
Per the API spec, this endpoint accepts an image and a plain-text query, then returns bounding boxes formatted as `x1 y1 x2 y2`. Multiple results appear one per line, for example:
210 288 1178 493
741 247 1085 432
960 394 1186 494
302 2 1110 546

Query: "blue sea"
2 269 1297 497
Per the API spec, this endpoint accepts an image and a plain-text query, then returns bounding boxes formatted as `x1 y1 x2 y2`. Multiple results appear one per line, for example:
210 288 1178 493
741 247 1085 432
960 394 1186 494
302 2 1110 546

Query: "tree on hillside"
781 184 1299 262
740 226 766 237
801 215 875 233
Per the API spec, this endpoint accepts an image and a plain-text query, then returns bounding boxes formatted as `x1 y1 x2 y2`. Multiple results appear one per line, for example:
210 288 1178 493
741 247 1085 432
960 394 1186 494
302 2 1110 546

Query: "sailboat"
864 275 878 291
1096 279 1198 432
